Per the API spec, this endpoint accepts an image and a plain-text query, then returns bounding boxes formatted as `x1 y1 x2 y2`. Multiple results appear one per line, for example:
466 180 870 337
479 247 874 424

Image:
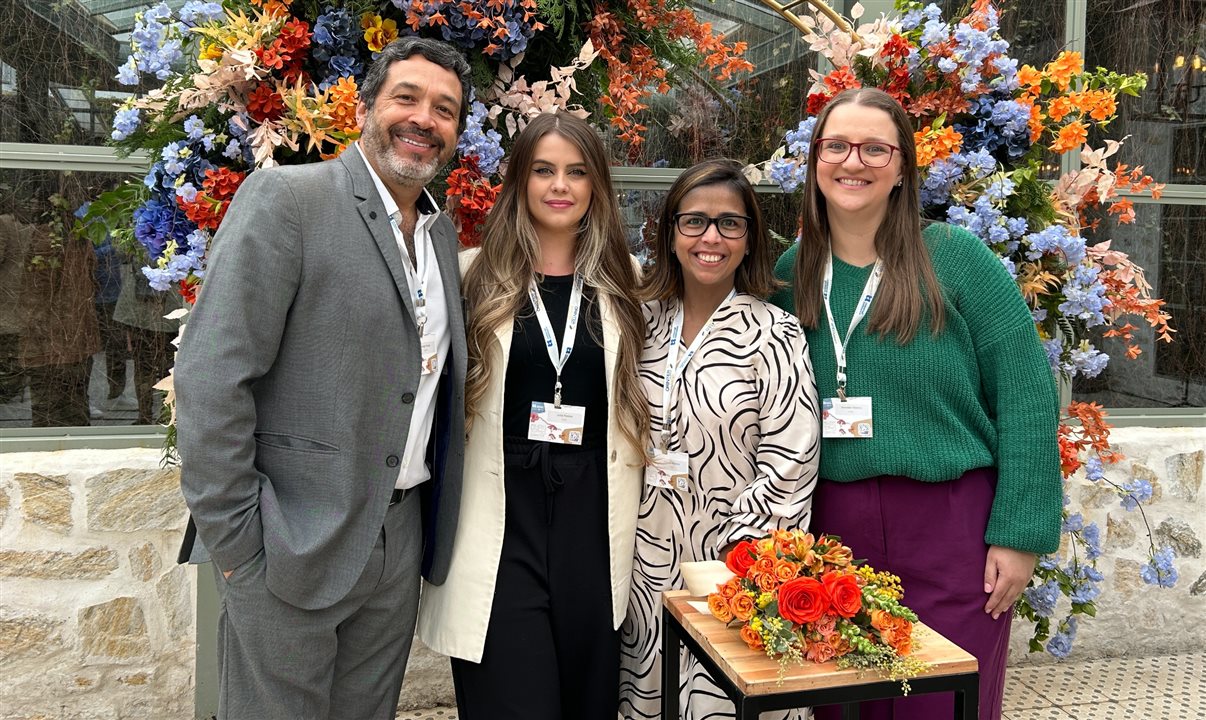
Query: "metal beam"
0 142 148 172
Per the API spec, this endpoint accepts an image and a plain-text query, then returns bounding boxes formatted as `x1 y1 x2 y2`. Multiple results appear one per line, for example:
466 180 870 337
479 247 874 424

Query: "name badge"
822 396 873 438
420 334 438 375
644 448 690 491
528 401 585 445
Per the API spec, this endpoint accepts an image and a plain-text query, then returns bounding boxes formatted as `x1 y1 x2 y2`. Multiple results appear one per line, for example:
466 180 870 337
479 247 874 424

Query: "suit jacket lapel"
429 219 465 367
342 149 418 323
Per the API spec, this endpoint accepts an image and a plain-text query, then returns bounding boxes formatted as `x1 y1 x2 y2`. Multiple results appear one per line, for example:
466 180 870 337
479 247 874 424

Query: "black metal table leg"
955 672 979 720
662 605 680 720
842 701 861 719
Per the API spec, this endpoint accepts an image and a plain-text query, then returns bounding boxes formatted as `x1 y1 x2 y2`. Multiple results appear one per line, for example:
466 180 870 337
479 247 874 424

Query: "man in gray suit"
175 37 469 719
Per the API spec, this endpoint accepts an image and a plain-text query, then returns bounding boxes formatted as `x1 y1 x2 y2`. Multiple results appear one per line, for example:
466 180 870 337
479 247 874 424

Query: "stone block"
1078 480 1116 510
1111 557 1143 599
0 548 118 579
1128 461 1163 503
85 468 186 533
1105 513 1136 550
1155 518 1201 558
156 565 192 640
128 542 161 582
0 614 64 658
0 484 10 530
1165 449 1203 502
1190 570 1206 597
78 597 150 660
15 473 73 534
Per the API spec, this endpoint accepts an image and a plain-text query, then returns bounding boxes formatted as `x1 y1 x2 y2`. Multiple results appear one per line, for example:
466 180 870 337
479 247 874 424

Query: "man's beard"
360 115 447 188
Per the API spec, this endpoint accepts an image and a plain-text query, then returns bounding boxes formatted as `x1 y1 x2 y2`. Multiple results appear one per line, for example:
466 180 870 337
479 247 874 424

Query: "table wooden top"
664 590 978 697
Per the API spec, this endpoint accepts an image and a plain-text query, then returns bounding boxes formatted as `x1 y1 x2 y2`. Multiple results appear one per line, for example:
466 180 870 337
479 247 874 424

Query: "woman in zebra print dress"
618 159 821 720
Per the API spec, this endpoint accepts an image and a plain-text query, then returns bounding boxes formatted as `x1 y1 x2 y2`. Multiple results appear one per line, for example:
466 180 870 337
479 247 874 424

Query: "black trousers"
452 439 617 720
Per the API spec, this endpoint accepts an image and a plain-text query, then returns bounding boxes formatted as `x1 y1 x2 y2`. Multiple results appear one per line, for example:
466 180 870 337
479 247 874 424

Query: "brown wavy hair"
792 87 944 343
462 112 649 458
641 158 781 302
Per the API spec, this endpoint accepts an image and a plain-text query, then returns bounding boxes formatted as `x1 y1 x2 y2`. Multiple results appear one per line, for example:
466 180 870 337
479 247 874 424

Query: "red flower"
881 34 911 63
724 540 759 579
822 571 862 618
778 576 829 625
247 83 284 122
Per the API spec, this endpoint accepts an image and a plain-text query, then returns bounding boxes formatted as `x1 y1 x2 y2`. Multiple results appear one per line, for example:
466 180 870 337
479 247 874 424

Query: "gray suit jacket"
175 149 466 610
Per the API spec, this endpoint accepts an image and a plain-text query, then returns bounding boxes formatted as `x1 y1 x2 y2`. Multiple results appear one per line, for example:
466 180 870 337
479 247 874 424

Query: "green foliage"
77 183 149 258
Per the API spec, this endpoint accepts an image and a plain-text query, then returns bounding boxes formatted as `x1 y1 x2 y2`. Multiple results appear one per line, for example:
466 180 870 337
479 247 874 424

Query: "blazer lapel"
342 149 418 322
430 220 465 367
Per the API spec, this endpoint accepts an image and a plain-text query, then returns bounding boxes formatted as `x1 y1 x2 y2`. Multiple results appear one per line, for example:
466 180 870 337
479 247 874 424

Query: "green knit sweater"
770 223 1061 554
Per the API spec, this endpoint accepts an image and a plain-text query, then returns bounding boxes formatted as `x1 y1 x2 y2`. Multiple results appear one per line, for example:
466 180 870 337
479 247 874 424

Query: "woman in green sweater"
769 88 1061 720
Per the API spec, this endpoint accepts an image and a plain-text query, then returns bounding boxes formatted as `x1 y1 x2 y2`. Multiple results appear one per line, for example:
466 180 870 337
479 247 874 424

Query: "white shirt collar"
355 142 440 224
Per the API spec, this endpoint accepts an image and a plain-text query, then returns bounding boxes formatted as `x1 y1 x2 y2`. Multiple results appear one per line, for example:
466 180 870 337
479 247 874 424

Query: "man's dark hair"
360 36 473 133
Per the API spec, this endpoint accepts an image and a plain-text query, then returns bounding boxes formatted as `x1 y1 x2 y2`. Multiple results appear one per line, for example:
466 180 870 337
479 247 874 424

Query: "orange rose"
805 638 837 663
822 571 863 618
718 577 742 600
724 540 759 578
755 572 779 593
730 592 756 622
708 593 734 623
739 623 764 651
774 560 800 583
753 556 777 577
777 577 830 625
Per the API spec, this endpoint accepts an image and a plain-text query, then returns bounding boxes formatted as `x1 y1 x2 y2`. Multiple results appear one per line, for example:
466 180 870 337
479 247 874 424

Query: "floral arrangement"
750 0 1180 658
708 531 928 686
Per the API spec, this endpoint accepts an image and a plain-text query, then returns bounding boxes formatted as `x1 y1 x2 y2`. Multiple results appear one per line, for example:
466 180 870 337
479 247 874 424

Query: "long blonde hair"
462 112 649 457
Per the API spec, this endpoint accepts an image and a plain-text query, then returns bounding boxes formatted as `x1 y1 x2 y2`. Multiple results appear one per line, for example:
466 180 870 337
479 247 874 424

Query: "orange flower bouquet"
707 531 929 686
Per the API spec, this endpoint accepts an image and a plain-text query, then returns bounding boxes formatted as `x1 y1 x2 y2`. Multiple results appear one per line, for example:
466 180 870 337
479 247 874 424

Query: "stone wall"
1007 426 1206 664
1 426 1202 717
0 449 194 720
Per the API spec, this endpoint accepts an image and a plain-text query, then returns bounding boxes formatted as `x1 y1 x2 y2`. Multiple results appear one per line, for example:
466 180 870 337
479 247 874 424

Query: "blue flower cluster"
456 101 505 176
953 94 1032 161
178 0 223 25
1140 546 1179 588
396 0 537 59
1058 264 1107 327
1120 477 1153 510
1046 616 1077 658
950 12 1008 91
312 7 363 90
768 117 816 192
116 3 184 86
111 107 141 142
919 148 996 207
1023 578 1061 617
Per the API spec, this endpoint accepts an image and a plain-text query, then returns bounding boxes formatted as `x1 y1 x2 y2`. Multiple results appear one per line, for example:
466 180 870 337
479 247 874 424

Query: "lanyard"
822 253 883 400
659 289 737 450
529 273 584 408
388 211 432 335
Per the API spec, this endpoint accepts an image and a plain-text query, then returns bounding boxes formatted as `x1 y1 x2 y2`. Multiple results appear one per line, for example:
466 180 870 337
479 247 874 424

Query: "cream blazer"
417 247 645 662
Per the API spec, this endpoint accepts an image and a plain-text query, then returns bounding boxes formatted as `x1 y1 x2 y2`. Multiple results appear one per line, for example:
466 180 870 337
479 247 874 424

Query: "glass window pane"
1085 0 1205 185
1073 202 1206 408
1 168 181 429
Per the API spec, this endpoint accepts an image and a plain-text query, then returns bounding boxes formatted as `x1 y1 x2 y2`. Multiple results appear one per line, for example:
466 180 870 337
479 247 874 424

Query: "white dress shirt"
357 143 451 490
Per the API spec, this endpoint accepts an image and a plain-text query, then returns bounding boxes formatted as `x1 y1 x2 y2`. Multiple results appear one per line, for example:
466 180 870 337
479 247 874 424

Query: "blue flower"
1062 512 1084 533
1046 618 1078 658
1023 579 1060 618
179 0 223 25
1120 478 1153 510
456 101 505 176
116 59 140 86
769 159 807 193
1069 344 1109 378
223 139 243 160
1084 457 1104 482
785 117 817 159
901 9 923 31
111 107 141 141
183 115 206 141
1140 547 1178 588
920 19 949 47
1081 522 1103 560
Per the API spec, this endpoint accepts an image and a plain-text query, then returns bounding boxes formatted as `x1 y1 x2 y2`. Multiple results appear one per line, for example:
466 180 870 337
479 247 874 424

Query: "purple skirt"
810 468 1011 720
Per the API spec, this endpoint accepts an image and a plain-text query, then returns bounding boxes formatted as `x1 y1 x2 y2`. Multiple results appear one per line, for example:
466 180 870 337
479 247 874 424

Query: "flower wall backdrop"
84 0 1181 657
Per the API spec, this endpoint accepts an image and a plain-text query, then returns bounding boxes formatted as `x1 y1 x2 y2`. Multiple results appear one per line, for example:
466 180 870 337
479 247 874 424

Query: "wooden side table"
661 590 980 719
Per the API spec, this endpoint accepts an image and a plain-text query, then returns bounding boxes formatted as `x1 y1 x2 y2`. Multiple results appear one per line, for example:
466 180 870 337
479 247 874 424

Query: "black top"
503 274 608 447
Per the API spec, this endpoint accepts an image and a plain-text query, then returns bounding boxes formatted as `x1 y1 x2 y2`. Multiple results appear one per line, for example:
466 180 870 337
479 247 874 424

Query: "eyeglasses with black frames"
814 138 901 168
673 212 751 240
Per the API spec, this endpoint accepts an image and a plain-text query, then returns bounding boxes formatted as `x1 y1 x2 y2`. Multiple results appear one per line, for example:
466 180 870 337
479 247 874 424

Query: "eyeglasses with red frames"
814 138 901 168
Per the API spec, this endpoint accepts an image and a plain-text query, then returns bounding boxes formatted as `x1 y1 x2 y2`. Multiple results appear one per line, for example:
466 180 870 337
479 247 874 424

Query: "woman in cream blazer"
417 112 648 720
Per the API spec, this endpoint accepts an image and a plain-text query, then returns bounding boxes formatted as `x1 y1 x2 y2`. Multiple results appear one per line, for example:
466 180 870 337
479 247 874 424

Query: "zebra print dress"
618 294 821 720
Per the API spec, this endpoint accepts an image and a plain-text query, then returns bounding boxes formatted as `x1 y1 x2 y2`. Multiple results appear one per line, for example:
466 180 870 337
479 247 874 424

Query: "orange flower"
774 560 800 583
718 576 742 600
730 592 756 622
1017 64 1043 94
805 638 837 663
1047 96 1074 123
778 577 829 625
914 126 963 167
739 623 764 651
753 556 777 577
724 539 759 578
822 571 863 618
754 572 779 593
1044 51 1083 91
327 76 359 133
793 532 816 558
1052 121 1088 153
708 592 734 623
821 544 854 568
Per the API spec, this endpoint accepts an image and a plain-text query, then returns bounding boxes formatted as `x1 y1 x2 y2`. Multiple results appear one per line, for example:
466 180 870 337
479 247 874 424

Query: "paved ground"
395 652 1205 719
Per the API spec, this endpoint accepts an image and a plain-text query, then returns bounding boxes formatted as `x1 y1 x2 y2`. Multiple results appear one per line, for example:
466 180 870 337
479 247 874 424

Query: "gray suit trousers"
213 490 422 720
